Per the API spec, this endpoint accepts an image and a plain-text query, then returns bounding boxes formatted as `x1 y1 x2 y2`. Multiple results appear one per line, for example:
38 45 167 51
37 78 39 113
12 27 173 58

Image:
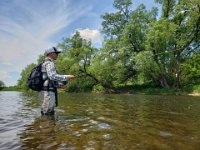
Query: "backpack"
27 63 44 91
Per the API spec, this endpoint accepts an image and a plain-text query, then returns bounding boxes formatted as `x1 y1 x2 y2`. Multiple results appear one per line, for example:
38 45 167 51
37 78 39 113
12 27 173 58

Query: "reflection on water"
1 91 200 149
20 116 57 149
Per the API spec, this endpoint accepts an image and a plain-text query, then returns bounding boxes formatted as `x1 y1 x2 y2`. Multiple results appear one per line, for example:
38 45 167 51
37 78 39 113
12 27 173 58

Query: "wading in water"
39 47 75 115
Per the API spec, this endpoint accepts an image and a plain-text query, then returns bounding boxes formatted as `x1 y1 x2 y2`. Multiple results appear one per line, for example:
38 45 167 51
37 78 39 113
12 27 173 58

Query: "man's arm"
46 61 75 82
46 61 68 81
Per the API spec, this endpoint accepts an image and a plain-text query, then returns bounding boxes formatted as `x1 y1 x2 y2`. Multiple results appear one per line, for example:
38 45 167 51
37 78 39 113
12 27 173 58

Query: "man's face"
49 52 58 60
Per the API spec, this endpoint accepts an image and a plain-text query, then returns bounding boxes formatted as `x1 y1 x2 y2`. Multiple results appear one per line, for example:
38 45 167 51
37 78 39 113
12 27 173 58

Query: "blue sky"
0 0 160 86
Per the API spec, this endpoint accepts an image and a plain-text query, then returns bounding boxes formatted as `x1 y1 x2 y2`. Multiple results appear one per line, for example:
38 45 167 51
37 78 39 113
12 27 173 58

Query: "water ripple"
98 123 111 130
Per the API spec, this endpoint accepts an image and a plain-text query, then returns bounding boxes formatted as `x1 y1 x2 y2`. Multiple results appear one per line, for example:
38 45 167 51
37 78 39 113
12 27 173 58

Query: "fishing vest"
41 59 56 92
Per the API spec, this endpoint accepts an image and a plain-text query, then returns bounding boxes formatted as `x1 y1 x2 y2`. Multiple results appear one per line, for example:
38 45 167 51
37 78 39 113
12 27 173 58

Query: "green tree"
154 0 176 18
17 63 37 90
99 2 158 86
37 54 45 64
57 32 101 92
134 51 160 85
181 53 200 85
145 0 200 88
0 80 5 90
101 0 132 38
17 51 46 91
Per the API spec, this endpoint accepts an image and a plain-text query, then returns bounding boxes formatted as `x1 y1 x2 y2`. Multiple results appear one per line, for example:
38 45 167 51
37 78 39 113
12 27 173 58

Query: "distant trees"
17 63 36 90
0 80 5 90
17 54 45 91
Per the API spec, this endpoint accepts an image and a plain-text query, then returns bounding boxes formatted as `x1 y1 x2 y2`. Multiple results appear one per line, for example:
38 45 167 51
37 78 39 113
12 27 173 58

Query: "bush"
92 84 105 93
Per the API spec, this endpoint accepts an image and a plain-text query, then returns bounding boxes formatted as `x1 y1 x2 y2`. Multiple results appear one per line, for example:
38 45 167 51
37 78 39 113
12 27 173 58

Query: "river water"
0 91 200 149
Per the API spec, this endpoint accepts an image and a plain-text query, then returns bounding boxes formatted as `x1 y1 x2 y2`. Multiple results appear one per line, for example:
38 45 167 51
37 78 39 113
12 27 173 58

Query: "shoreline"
1 89 200 97
187 92 200 96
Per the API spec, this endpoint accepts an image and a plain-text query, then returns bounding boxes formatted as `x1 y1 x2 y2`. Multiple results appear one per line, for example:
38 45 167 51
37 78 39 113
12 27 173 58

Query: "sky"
0 0 160 86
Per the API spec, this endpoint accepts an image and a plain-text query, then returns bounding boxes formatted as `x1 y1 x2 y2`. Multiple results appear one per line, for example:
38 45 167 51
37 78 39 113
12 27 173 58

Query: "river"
0 91 200 149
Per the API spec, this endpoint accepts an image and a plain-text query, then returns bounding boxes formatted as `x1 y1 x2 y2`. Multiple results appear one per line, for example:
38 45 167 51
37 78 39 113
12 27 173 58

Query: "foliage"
144 0 200 88
57 32 98 92
101 0 132 38
0 80 5 90
1 86 21 91
37 54 46 64
134 51 160 85
181 53 200 85
92 84 105 93
99 1 158 88
17 63 37 90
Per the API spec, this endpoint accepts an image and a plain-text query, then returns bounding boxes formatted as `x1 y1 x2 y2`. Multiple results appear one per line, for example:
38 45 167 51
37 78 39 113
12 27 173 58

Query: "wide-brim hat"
45 47 61 55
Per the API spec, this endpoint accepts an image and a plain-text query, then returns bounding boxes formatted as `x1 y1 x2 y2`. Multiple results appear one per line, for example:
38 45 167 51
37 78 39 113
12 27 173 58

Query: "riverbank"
188 91 200 96
1 85 200 97
114 84 200 96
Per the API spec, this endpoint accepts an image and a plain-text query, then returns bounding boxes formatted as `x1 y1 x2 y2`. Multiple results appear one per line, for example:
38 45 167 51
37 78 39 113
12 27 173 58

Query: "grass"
0 86 23 92
115 84 200 95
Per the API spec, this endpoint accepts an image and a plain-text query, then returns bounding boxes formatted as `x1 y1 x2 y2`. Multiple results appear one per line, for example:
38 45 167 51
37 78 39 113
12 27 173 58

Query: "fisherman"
39 47 75 115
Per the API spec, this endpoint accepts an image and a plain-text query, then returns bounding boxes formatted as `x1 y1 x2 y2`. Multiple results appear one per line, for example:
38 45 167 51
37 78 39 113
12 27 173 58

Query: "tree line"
17 0 200 93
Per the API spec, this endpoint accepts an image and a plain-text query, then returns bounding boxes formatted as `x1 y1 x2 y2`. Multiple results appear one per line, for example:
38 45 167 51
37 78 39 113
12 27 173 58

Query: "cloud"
0 71 20 86
76 28 102 44
0 71 11 79
0 0 92 86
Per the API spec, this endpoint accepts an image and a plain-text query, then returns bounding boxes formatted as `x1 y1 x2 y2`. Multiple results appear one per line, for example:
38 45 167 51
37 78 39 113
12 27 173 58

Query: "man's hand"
66 75 75 80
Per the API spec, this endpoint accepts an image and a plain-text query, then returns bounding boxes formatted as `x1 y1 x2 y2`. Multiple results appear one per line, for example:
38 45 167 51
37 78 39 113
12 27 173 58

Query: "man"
39 47 75 115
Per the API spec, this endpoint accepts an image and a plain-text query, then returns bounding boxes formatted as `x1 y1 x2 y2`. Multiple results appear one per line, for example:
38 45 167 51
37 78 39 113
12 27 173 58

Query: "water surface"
0 91 200 149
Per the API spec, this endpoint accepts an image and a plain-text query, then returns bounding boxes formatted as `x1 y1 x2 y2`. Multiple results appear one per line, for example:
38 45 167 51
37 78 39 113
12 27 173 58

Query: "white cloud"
0 71 11 79
77 28 102 44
